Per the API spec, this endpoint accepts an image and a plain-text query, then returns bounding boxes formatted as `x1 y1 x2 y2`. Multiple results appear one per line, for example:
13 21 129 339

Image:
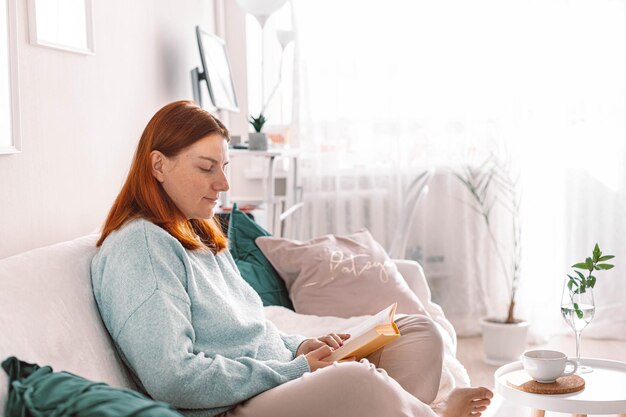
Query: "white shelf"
243 168 289 180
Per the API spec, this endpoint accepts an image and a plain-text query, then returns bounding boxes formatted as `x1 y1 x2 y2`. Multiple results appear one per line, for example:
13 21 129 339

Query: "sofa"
0 233 470 416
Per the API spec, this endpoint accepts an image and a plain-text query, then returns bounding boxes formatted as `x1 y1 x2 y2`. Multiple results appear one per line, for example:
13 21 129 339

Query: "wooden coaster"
506 370 585 394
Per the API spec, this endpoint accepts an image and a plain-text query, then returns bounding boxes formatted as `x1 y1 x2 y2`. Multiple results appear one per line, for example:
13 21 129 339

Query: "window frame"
0 0 21 155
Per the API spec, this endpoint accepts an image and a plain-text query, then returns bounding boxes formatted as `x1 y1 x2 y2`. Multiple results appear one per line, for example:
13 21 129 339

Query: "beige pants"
221 315 444 417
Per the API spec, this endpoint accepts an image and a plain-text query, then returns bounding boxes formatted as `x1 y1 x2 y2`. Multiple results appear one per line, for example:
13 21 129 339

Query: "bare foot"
435 387 493 417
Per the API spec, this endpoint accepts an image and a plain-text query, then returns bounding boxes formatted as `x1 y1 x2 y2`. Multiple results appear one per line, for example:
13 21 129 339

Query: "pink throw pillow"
255 229 427 318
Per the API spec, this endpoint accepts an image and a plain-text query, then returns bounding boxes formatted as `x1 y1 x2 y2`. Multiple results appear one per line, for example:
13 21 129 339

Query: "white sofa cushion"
0 235 136 415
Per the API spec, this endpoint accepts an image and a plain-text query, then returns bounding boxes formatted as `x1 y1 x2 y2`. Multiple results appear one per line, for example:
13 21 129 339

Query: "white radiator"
298 188 391 248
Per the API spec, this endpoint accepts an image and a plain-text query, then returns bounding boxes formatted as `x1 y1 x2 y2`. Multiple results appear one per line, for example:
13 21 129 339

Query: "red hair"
97 100 230 253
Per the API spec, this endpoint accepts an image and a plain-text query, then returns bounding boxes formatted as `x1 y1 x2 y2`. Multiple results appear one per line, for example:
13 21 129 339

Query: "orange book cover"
326 303 401 362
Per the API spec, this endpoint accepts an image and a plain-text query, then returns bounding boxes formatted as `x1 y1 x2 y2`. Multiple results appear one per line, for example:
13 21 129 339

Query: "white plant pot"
480 317 530 365
248 132 268 151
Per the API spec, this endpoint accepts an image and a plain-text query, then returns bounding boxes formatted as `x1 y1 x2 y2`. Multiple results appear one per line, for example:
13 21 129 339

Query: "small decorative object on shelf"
249 113 267 132
561 243 615 373
248 113 268 151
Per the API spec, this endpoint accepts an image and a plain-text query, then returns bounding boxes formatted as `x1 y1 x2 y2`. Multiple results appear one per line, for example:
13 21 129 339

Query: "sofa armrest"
392 259 457 354
393 259 431 303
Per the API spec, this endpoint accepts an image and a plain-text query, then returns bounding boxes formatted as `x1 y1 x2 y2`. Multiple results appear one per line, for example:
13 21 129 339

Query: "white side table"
225 148 300 236
495 358 626 417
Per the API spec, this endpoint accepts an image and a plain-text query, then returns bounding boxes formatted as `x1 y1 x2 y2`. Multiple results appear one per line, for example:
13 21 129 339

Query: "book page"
342 303 397 341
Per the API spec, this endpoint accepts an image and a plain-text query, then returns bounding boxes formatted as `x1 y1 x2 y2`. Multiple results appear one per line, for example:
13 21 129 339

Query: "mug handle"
563 359 578 376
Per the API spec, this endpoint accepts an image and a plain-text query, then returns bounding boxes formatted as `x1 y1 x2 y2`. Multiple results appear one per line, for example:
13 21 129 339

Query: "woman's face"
151 134 230 220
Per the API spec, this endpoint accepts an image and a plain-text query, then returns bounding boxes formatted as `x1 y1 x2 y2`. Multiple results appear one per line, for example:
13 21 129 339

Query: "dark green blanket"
227 202 294 309
2 356 184 417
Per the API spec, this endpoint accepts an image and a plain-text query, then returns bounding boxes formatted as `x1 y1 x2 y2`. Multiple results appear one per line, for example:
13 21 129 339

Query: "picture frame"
196 26 238 112
27 0 95 55
1 0 21 154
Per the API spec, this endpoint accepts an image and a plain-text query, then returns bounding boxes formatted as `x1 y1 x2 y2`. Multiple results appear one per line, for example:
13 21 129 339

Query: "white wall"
221 0 249 142
0 0 228 259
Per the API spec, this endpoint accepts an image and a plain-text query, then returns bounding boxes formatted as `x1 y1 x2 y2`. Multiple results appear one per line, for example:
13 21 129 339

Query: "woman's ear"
150 150 166 183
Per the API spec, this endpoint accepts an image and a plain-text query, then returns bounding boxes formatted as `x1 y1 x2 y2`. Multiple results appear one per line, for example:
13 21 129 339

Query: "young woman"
91 100 492 417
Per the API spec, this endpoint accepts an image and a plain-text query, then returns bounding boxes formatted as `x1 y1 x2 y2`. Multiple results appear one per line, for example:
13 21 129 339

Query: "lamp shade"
235 0 289 17
276 30 294 50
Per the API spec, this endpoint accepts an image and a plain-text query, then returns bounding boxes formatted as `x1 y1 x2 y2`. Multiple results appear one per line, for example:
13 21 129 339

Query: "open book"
326 303 401 362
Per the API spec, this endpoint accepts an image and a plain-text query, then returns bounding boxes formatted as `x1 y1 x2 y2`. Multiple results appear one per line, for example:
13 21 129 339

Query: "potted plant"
248 113 268 151
454 152 526 364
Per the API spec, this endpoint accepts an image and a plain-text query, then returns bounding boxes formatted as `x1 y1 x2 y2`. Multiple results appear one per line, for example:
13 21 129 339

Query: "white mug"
521 349 578 383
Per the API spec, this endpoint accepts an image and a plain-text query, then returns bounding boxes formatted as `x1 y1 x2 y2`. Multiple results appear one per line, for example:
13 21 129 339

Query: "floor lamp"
261 29 294 116
235 0 289 110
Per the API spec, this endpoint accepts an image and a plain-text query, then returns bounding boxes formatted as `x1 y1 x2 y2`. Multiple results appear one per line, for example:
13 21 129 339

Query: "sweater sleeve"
116 293 310 409
93 223 310 410
277 329 307 356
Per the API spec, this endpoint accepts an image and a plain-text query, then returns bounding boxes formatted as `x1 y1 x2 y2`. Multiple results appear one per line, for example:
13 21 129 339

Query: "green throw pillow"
228 203 294 309
2 356 184 417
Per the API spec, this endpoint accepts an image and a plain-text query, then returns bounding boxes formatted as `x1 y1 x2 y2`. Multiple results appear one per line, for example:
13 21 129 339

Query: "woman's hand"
304 345 357 372
296 333 351 356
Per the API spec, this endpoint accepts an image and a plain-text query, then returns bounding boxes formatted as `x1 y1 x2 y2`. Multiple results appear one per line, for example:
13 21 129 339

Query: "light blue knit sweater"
91 219 310 416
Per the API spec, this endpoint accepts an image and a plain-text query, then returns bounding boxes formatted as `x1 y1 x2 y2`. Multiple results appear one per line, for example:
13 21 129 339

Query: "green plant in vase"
248 113 268 151
249 113 267 133
565 244 614 318
561 243 615 373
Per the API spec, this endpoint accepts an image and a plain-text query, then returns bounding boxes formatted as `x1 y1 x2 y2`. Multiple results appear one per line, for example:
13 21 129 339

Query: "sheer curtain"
288 0 626 340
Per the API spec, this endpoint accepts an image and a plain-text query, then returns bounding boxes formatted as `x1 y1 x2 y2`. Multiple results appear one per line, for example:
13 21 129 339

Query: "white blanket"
265 306 471 405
